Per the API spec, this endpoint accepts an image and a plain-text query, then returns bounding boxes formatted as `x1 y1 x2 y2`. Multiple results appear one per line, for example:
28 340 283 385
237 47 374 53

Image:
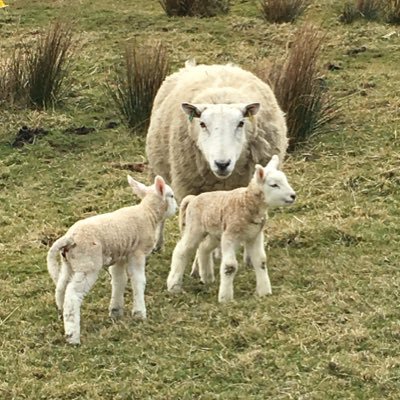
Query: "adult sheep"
145 61 288 248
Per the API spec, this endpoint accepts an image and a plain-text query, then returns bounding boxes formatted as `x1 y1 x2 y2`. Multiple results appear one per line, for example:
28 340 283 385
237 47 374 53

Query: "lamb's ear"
265 155 280 172
254 164 265 184
181 103 205 120
127 175 147 198
154 175 166 198
242 103 260 118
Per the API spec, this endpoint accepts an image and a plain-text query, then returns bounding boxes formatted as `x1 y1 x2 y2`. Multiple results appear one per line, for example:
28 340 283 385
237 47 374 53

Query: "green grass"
1 0 400 398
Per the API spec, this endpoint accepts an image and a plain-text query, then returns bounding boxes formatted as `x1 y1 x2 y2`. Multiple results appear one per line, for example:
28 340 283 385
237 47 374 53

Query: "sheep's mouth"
212 170 232 179
284 199 295 204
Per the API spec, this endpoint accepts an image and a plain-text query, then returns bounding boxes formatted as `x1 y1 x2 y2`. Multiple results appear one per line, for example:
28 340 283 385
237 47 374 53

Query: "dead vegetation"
259 0 310 23
107 41 170 132
159 0 230 17
0 22 73 109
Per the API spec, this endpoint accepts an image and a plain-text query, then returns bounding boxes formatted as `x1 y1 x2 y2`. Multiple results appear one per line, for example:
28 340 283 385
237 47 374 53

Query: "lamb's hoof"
200 276 215 285
132 310 146 320
109 307 124 319
65 333 80 345
168 284 183 294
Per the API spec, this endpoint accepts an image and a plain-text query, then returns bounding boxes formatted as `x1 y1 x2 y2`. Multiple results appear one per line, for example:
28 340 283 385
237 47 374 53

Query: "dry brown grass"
259 24 336 151
386 0 400 23
259 0 310 23
0 22 73 109
355 0 381 20
159 0 230 17
107 41 170 132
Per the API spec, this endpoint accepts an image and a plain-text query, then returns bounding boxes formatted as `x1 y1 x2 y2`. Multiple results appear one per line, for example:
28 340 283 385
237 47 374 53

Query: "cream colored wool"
47 175 177 344
146 62 288 202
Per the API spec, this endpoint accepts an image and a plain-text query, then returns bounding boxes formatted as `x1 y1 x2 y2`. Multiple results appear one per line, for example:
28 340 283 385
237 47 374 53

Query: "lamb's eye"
200 122 206 129
270 183 279 188
238 121 244 128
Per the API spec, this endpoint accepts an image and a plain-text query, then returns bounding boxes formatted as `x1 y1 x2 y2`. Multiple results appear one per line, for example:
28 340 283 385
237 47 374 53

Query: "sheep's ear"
265 155 280 172
242 103 260 118
154 175 166 198
255 164 265 183
181 103 204 120
127 175 147 198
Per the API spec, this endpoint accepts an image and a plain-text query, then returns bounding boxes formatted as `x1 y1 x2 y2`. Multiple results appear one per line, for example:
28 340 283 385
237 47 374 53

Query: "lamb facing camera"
167 155 296 303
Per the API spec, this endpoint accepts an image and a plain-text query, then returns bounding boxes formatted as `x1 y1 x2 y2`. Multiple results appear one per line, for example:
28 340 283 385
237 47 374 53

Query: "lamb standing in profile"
167 155 296 303
47 175 177 344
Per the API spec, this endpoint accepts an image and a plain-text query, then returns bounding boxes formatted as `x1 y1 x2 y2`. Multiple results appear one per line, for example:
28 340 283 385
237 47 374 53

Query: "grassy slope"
1 0 400 398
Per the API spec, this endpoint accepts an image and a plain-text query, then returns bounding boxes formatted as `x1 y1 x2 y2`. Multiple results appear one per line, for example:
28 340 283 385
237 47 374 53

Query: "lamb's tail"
47 236 74 285
179 195 196 233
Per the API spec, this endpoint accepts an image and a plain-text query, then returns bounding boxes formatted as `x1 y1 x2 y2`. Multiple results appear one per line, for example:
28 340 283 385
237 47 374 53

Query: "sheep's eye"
270 183 279 188
238 121 244 128
200 122 206 129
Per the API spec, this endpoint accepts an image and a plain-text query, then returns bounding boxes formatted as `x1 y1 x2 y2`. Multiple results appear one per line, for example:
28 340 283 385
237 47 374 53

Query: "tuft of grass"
107 41 170 132
355 0 381 20
0 22 73 109
265 24 336 151
159 0 230 18
385 0 400 24
259 0 309 23
339 2 360 23
25 22 73 109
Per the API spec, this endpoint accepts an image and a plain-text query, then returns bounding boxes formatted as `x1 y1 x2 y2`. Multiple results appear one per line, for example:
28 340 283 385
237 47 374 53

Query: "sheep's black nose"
291 193 296 201
215 160 231 172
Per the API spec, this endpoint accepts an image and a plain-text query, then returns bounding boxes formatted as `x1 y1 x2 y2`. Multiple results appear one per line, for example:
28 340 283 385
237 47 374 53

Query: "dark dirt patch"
11 126 49 148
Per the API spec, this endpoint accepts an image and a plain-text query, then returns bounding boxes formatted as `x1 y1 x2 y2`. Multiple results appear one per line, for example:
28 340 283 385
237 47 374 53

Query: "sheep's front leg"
127 254 147 319
167 230 202 293
245 231 271 296
63 271 99 345
109 262 128 318
218 236 239 303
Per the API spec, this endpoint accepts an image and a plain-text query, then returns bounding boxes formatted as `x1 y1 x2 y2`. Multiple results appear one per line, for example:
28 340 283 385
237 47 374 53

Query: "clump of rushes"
159 0 230 17
355 0 381 20
25 22 73 109
259 0 310 23
385 0 400 24
108 41 170 132
0 22 73 109
267 25 337 151
339 2 360 23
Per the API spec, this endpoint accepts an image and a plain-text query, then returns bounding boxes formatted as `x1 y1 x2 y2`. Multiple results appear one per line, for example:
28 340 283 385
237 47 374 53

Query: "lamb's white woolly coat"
146 63 288 201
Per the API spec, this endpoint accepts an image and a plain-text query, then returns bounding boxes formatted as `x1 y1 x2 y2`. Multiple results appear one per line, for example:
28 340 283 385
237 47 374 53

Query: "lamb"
47 175 177 344
166 155 296 303
145 61 288 249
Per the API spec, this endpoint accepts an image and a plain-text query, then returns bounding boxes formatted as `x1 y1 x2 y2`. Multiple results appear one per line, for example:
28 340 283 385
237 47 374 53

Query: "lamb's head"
182 102 260 179
127 175 178 218
254 155 296 207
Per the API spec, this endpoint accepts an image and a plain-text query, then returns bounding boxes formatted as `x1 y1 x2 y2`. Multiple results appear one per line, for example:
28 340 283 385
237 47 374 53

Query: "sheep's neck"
140 194 166 228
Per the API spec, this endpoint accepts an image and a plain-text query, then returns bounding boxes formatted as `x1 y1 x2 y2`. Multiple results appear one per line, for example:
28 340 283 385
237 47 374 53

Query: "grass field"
1 0 400 398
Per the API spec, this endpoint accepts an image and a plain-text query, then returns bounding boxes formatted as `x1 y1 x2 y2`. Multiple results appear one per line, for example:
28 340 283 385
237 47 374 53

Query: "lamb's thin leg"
63 270 99 345
167 230 203 293
55 259 71 318
153 221 164 252
127 253 147 319
245 231 271 296
218 235 239 303
109 262 128 318
197 236 219 284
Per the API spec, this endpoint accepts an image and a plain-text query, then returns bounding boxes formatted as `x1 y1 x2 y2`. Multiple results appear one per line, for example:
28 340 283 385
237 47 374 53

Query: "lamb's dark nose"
215 160 231 173
291 193 296 201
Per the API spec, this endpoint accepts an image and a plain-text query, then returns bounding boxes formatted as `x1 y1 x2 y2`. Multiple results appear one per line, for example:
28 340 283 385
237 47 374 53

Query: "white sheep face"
182 102 260 179
255 155 296 207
